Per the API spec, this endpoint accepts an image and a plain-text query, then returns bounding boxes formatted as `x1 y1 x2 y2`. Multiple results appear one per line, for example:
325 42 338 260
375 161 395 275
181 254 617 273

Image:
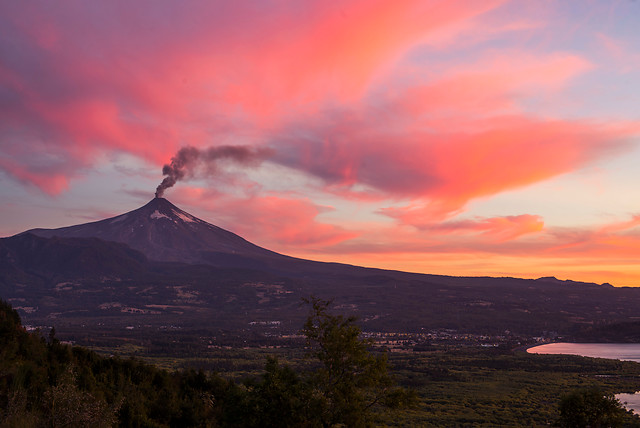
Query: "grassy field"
86 342 640 426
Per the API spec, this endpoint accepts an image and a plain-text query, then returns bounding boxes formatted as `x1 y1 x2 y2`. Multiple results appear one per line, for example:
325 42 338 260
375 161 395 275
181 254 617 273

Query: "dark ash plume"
155 145 272 198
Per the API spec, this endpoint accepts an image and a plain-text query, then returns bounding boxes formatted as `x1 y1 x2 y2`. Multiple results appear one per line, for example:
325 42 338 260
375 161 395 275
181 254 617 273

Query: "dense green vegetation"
0 298 408 427
388 349 640 426
557 387 628 427
3 297 640 426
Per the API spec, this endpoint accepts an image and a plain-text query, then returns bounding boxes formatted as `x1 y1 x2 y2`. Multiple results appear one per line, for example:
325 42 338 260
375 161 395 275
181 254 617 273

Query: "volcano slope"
2 198 640 345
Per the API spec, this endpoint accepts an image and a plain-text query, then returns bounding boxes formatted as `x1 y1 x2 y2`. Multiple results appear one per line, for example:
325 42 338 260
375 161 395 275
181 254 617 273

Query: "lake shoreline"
512 342 551 354
527 342 640 363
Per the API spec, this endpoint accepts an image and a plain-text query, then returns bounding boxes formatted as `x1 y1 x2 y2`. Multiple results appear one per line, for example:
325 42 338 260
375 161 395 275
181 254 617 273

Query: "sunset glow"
2 1 640 285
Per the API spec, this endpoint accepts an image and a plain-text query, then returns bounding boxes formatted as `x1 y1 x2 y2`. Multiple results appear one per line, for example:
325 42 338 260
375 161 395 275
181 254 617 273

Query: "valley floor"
80 339 640 427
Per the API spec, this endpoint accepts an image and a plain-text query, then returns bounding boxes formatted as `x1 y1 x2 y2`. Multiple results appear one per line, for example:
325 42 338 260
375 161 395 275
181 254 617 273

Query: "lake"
527 342 640 363
528 342 640 414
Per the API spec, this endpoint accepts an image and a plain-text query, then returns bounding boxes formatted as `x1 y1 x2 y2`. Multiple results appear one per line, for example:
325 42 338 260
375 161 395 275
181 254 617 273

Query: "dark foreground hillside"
1 297 230 427
0 298 411 427
3 299 640 427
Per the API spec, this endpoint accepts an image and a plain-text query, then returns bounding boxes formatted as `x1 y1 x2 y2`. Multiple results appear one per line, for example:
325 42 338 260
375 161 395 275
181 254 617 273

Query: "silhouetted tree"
238 357 309 427
43 366 119 428
301 297 413 427
557 387 626 428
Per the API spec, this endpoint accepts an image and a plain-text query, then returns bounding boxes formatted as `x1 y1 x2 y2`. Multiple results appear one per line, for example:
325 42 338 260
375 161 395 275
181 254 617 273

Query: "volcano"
4 197 640 340
26 198 290 270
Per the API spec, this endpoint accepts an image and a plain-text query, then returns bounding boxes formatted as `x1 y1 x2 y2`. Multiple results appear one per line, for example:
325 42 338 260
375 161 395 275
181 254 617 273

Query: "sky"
1 0 640 286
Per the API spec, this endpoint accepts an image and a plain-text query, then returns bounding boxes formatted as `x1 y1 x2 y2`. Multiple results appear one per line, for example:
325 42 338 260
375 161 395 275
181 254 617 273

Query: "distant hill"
572 321 640 343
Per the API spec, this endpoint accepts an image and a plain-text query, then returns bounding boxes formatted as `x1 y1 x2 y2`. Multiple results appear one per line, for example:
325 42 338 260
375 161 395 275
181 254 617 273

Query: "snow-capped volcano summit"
25 198 284 267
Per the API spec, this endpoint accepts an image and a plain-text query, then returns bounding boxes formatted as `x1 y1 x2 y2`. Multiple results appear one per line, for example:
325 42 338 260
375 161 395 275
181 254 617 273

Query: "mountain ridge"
19 197 615 287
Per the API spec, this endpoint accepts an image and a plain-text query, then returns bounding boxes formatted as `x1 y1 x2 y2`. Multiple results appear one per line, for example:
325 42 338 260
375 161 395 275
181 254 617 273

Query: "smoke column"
155 145 272 198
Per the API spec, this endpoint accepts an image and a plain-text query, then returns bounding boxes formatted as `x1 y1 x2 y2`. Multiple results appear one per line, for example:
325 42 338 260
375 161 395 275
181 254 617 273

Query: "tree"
300 297 412 427
43 366 120 428
557 387 627 428
234 297 413 427
238 357 309 428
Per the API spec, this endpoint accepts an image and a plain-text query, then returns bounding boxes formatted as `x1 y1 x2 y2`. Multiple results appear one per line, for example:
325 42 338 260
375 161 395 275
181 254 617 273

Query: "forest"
2 298 640 427
1 298 411 427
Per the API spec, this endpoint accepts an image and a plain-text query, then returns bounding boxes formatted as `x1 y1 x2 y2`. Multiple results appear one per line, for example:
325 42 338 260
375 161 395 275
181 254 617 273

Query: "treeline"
572 320 640 343
0 298 410 427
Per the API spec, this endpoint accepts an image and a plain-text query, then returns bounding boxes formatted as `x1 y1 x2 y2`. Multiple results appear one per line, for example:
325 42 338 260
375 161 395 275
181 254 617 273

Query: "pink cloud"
429 214 544 241
544 215 640 258
170 188 358 249
2 1 634 211
266 43 635 225
285 212 640 285
276 107 637 223
394 52 592 120
233 196 359 247
596 33 640 73
0 159 69 195
327 213 640 267
0 1 511 192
